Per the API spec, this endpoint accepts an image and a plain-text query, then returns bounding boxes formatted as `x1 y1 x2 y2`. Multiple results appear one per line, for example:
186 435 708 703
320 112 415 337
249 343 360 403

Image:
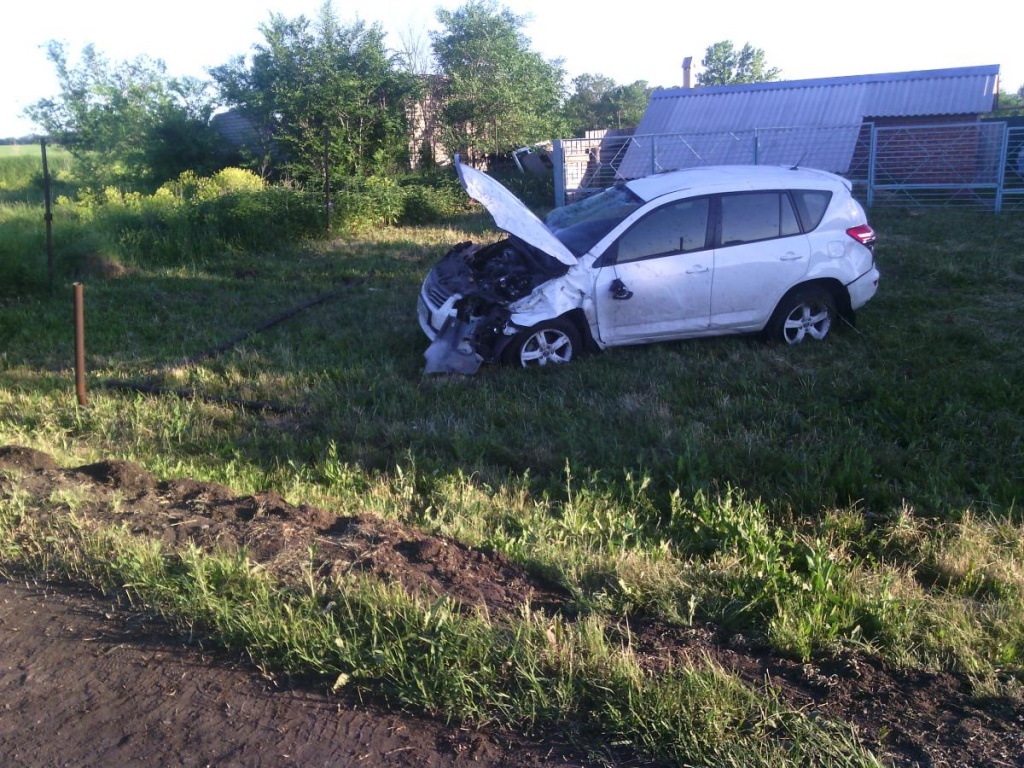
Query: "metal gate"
1003 126 1024 212
866 122 1006 210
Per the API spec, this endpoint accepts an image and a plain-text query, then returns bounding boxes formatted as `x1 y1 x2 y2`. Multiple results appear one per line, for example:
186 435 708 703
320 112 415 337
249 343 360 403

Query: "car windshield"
545 185 643 257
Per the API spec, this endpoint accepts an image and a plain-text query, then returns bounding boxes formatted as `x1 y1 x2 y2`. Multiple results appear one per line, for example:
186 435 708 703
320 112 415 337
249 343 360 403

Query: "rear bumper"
847 266 880 311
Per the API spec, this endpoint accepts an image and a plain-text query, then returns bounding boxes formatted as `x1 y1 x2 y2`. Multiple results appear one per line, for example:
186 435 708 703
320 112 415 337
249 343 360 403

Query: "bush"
0 149 77 205
331 175 405 233
399 180 467 225
487 164 555 212
61 171 323 266
2 163 473 292
330 171 469 231
0 198 115 294
163 168 266 203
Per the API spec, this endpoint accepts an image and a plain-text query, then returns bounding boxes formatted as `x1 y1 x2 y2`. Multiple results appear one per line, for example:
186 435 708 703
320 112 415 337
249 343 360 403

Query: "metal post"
995 121 1008 214
73 282 87 406
867 123 877 209
552 140 566 208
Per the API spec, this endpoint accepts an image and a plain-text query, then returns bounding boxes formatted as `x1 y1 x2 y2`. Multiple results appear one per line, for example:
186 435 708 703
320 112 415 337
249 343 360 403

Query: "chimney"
682 57 693 88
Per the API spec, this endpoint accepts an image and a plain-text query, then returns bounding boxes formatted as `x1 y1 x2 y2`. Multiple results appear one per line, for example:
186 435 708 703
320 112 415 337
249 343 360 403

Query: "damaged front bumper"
423 315 486 375
419 293 517 375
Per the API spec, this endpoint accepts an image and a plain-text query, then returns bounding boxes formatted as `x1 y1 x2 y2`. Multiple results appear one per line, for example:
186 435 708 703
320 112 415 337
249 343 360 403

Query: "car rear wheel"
768 289 836 345
505 319 580 367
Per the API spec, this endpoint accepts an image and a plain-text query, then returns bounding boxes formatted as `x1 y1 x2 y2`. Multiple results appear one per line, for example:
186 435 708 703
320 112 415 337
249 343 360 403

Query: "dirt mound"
71 454 568 613
0 445 59 472
1 445 1022 767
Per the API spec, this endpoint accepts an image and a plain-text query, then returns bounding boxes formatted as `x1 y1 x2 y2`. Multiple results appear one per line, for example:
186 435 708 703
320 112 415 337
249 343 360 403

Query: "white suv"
419 158 879 374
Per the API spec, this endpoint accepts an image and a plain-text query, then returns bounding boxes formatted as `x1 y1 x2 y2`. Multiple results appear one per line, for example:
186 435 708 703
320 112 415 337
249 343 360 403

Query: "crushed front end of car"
419 237 570 374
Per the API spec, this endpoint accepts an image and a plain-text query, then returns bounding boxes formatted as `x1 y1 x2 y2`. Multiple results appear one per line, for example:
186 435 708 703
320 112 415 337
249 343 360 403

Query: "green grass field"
1 178 1022 764
0 143 44 157
0 143 74 207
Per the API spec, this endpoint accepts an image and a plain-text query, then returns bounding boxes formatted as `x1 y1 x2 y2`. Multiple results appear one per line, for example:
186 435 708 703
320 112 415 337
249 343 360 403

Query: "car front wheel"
505 319 580 367
768 289 836 345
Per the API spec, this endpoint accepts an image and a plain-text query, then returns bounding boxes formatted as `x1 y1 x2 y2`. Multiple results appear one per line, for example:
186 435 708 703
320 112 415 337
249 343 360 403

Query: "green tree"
992 87 1024 115
563 74 654 136
211 2 412 183
563 73 617 135
26 41 218 189
696 40 780 87
430 0 566 165
607 81 656 129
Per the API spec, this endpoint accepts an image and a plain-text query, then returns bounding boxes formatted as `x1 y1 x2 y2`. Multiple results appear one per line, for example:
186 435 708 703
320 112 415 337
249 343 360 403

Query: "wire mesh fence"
555 121 1024 212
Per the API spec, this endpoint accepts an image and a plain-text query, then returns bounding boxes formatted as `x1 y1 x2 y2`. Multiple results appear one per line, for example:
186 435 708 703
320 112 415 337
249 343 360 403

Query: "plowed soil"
1 445 1022 767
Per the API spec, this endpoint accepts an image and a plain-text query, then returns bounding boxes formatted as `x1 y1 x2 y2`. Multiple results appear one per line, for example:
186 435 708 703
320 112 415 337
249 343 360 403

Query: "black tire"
767 288 837 345
504 319 581 368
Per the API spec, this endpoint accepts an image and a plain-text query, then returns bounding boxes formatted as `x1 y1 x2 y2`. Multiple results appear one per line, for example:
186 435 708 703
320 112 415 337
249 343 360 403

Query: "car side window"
719 192 801 246
613 197 710 264
791 190 832 232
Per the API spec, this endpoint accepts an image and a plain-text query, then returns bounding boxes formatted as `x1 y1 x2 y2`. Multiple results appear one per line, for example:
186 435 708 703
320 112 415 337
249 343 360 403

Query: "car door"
709 191 811 330
592 196 713 345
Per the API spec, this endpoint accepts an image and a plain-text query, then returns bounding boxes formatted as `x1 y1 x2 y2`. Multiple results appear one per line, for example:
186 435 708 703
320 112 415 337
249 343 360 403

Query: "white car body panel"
593 254 713 344
709 235 811 330
506 262 591 324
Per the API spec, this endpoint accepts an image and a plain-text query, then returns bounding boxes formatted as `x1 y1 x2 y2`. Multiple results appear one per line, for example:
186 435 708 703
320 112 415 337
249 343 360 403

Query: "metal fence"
553 121 1024 212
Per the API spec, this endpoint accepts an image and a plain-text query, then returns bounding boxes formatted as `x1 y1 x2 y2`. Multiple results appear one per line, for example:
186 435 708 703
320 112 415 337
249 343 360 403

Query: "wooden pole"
323 124 332 233
41 138 54 290
73 282 87 406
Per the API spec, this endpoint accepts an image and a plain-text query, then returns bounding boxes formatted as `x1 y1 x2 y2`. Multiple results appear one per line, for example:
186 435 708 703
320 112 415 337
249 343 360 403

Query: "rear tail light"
846 224 876 247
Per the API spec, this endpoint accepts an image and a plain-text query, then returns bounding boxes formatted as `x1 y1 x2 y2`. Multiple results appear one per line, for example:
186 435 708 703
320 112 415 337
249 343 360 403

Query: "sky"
2 0 1020 139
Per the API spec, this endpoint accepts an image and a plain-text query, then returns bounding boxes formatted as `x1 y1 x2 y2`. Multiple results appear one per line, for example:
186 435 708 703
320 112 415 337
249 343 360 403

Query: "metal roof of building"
637 65 1000 134
618 65 1000 178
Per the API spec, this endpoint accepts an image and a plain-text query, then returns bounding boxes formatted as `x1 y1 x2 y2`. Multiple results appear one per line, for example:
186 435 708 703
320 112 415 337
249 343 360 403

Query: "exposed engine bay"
431 237 569 304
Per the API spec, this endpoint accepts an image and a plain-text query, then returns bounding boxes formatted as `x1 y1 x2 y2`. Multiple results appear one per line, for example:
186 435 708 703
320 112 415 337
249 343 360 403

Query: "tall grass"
0 144 76 203
0 159 466 292
0 494 883 766
1 179 1022 763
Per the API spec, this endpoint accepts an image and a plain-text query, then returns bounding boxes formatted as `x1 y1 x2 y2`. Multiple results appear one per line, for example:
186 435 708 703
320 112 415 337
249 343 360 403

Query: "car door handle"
686 265 709 274
780 252 803 261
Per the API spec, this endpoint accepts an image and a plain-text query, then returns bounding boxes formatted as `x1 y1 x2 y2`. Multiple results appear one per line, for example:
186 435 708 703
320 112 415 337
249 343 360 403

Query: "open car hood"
455 157 577 267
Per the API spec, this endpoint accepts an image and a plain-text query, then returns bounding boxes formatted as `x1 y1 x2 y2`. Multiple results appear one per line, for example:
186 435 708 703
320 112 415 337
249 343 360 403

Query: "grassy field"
0 143 47 157
0 143 74 207
1 170 1022 764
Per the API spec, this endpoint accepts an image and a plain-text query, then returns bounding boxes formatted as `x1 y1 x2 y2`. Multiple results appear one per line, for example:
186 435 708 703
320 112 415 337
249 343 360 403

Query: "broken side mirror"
610 278 633 301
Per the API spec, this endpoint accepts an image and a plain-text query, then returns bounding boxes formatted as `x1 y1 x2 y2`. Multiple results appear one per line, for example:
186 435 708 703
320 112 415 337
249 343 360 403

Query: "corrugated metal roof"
642 65 1000 131
619 65 1000 178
